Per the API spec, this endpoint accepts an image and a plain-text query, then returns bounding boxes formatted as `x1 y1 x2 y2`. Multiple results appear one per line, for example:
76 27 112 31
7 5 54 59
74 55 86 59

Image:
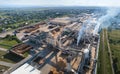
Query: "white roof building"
11 63 41 74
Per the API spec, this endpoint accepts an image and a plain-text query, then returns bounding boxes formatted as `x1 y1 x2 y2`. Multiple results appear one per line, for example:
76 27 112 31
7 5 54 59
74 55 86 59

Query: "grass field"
108 30 120 41
97 30 112 74
0 39 18 49
0 35 21 49
108 30 120 74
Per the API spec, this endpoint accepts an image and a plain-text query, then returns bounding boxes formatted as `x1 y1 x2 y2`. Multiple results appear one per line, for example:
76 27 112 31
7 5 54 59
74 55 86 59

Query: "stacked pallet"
10 43 33 57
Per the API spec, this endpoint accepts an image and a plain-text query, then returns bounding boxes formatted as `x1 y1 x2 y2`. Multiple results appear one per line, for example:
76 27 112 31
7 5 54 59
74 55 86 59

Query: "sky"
0 0 120 7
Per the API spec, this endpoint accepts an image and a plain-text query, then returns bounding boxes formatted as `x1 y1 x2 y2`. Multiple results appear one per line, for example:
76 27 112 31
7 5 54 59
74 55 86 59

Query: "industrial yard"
0 6 119 74
4 13 101 74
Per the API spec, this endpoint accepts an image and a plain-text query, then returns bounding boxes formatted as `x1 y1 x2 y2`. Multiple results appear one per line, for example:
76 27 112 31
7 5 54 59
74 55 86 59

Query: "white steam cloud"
77 8 120 45
77 20 92 45
94 8 120 34
77 24 86 45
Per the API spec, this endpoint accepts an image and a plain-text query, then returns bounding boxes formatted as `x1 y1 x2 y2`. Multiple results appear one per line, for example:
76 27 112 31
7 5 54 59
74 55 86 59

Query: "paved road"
0 47 7 52
94 35 100 74
0 61 14 67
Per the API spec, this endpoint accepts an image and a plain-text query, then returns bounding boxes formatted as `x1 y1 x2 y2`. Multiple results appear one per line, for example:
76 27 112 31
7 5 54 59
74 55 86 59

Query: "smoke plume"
77 20 91 45
77 24 86 45
94 8 120 34
77 8 120 45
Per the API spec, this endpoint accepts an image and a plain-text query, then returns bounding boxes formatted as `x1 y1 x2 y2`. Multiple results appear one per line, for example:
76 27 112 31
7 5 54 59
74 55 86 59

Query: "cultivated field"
108 30 120 74
97 30 113 74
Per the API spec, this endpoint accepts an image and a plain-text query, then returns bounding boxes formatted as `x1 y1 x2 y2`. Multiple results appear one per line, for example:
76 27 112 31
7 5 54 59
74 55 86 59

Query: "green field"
0 40 18 49
97 30 112 74
0 35 29 58
0 35 21 49
0 35 25 63
108 30 120 41
108 30 120 74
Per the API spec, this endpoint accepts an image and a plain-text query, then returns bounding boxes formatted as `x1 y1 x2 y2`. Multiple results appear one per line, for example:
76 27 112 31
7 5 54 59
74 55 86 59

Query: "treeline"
0 7 104 32
2 35 22 43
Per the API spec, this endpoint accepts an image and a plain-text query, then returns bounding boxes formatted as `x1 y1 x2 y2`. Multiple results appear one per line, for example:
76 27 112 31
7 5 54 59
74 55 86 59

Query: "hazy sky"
0 0 120 7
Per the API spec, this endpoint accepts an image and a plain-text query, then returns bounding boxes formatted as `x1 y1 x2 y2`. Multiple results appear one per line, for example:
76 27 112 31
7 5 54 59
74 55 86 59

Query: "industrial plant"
8 13 100 74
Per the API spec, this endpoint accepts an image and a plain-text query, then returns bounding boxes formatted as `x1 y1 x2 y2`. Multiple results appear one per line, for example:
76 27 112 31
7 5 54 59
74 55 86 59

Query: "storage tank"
84 48 89 59
83 48 91 66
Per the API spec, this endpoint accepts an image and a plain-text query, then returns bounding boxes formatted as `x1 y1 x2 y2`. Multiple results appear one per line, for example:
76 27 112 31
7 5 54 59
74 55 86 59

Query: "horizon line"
0 5 119 8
